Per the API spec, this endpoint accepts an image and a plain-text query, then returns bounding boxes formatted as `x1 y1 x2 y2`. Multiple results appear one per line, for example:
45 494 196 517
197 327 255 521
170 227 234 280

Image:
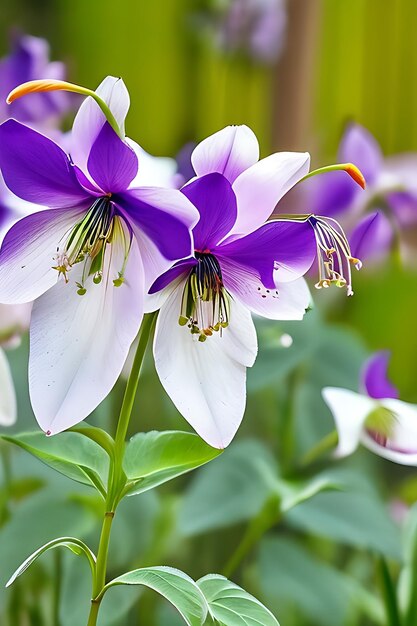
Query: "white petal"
191 125 259 184
321 387 376 457
221 256 311 320
229 151 311 237
0 207 85 304
0 348 17 426
361 398 417 466
29 235 144 434
70 76 130 175
154 285 258 448
127 139 177 188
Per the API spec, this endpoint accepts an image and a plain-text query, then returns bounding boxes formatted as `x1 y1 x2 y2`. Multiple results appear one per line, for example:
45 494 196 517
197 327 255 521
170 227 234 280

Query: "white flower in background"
0 348 16 427
322 351 417 465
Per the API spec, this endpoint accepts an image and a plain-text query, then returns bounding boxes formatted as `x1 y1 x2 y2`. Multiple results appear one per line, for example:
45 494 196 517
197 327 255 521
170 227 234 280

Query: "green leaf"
6 536 96 587
276 474 341 513
198 574 279 626
179 440 277 535
102 566 208 626
399 503 417 626
1 431 109 495
257 536 383 626
123 431 222 496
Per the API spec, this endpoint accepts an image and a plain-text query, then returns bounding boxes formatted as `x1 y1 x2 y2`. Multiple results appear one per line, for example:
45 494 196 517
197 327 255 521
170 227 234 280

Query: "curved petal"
29 234 144 434
70 76 130 174
181 173 237 249
321 387 376 458
0 120 90 208
191 125 259 184
229 151 310 236
87 122 138 194
361 351 399 400
221 256 311 320
127 139 177 188
305 170 358 217
0 207 85 304
349 211 393 262
217 220 316 288
149 257 196 294
0 348 17 426
154 284 258 448
116 187 198 262
361 398 417 465
339 124 383 185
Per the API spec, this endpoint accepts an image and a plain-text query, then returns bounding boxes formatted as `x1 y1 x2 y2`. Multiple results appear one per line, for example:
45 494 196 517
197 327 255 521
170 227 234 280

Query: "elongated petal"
339 124 383 185
191 125 259 184
87 122 138 193
0 348 17 426
361 351 399 400
322 387 376 457
29 236 144 434
149 258 196 294
0 120 90 208
0 207 85 304
154 283 258 448
182 173 237 249
361 398 417 465
349 211 393 262
229 151 310 236
217 220 315 288
116 188 198 262
70 76 130 174
220 256 311 320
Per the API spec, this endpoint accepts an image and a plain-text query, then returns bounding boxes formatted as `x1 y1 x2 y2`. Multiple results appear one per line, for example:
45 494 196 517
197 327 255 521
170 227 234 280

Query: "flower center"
178 251 231 342
53 196 131 294
308 216 362 296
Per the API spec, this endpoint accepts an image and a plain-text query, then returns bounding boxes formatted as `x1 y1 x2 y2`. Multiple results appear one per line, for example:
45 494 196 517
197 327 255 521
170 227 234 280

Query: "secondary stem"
86 312 157 626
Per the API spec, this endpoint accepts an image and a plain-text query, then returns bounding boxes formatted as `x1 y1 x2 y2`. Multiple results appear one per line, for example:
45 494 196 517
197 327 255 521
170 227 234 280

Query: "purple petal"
350 211 393 262
149 258 196 294
304 170 358 217
87 122 138 194
0 120 90 208
339 124 383 185
191 125 259 184
115 187 197 261
388 191 417 228
181 173 237 249
216 219 315 288
361 351 399 400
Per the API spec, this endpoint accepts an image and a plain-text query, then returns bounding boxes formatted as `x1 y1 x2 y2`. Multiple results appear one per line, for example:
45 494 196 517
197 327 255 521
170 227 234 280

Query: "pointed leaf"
198 574 279 626
1 431 109 494
276 475 341 514
6 536 96 587
103 566 208 626
123 431 222 496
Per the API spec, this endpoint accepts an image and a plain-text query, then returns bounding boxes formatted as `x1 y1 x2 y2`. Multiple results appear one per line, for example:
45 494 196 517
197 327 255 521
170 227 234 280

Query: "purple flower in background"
216 0 287 64
0 76 198 435
323 351 417 465
148 125 317 448
0 31 72 125
307 123 417 263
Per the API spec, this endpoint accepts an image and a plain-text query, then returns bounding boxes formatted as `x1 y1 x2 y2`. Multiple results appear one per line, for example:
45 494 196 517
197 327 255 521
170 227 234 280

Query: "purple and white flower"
307 123 417 263
0 76 198 435
322 351 417 465
147 124 329 448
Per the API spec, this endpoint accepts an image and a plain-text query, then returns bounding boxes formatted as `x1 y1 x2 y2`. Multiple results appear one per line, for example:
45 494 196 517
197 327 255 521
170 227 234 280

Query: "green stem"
377 557 402 626
222 497 279 578
85 312 157 626
53 549 62 626
299 430 338 467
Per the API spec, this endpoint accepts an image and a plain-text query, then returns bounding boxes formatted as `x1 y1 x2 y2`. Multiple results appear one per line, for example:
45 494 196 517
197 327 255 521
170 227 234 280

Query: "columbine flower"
0 76 198 435
215 0 287 64
0 31 72 126
148 124 332 448
306 123 417 263
322 351 417 465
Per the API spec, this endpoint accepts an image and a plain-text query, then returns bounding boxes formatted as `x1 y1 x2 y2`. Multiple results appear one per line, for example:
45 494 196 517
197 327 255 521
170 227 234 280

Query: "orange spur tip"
6 79 75 104
343 163 366 190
